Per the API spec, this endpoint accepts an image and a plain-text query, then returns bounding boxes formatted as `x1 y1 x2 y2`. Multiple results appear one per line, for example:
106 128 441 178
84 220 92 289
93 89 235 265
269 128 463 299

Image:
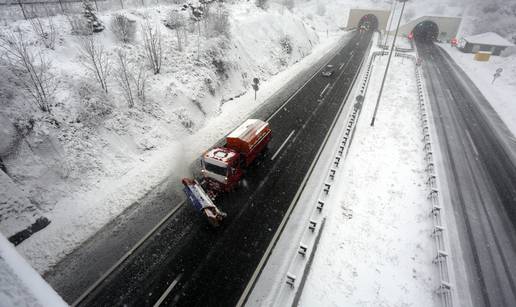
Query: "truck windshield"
204 162 227 177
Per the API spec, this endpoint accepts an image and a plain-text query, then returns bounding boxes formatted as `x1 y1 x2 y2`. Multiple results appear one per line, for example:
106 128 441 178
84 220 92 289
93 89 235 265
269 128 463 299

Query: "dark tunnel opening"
358 14 379 31
413 20 439 43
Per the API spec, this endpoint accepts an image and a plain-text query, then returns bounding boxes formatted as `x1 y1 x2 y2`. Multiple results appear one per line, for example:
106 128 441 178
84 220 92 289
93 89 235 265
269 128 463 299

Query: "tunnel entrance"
413 20 439 42
358 14 379 31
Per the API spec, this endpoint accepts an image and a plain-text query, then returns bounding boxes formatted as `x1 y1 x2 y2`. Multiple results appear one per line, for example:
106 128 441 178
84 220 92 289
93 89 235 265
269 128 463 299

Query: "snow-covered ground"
439 44 516 137
0 234 67 306
0 0 358 273
298 54 439 306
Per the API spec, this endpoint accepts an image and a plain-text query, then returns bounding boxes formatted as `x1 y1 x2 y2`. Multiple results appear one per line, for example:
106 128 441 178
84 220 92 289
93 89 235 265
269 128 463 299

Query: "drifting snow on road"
298 55 440 306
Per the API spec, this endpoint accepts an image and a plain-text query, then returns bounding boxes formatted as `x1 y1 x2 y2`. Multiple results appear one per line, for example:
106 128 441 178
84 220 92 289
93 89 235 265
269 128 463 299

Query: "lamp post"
370 0 408 127
384 0 398 46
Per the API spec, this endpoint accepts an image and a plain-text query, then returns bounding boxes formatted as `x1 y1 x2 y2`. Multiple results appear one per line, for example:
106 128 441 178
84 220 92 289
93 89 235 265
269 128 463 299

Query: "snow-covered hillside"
0 0 355 272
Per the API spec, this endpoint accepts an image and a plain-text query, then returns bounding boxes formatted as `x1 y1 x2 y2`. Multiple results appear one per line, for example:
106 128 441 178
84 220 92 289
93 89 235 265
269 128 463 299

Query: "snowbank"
440 44 516 137
298 55 439 306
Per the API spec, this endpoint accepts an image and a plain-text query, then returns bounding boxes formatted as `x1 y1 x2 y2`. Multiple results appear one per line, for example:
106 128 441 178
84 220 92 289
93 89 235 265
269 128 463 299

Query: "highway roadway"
71 30 373 307
418 41 516 306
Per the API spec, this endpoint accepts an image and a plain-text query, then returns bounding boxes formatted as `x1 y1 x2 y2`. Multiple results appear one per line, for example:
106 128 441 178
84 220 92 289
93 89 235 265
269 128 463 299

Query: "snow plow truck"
182 119 272 226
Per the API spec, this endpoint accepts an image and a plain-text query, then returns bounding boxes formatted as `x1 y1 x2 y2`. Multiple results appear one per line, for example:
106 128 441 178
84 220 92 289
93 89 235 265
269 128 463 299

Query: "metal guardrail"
265 45 386 307
394 50 454 307
252 38 374 307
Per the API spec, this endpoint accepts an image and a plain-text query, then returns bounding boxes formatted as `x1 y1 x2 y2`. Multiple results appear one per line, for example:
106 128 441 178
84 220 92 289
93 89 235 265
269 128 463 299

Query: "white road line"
71 201 185 306
339 52 354 71
236 34 372 307
153 274 183 307
271 130 296 161
267 38 349 122
320 83 331 97
465 129 479 156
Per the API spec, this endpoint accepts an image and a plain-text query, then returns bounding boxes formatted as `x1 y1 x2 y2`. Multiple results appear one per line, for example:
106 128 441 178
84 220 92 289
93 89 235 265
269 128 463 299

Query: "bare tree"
28 8 58 49
207 3 230 38
141 19 162 74
183 3 204 60
78 36 110 93
110 13 136 43
113 50 134 107
165 10 186 51
134 63 147 102
0 30 56 113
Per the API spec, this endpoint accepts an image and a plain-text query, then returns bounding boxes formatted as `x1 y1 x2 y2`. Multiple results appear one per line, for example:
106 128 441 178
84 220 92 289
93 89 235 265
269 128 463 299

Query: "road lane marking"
271 130 296 161
465 129 479 156
267 35 360 122
320 83 331 97
236 32 372 307
339 51 355 71
267 41 348 122
71 200 186 306
153 274 183 307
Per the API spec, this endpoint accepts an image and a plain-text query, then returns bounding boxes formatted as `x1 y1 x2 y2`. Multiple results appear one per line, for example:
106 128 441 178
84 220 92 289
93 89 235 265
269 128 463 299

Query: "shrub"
76 84 113 126
280 35 293 54
111 14 136 43
209 6 230 38
256 0 268 10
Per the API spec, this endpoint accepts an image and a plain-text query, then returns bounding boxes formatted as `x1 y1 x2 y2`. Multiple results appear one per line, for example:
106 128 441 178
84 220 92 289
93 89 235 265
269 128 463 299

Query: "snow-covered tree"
141 20 162 74
82 0 104 33
183 2 205 59
165 10 187 51
284 0 295 11
0 30 56 113
256 0 268 10
114 50 135 108
111 14 136 43
207 3 230 38
28 12 58 49
78 36 110 92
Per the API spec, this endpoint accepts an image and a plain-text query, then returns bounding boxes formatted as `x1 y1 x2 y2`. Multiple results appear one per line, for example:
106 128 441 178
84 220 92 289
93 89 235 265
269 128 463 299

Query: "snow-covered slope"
0 1 346 272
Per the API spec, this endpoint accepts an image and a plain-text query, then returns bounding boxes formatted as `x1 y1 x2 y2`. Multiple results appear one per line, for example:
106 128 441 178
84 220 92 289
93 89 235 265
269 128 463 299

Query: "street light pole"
384 0 398 46
370 0 408 127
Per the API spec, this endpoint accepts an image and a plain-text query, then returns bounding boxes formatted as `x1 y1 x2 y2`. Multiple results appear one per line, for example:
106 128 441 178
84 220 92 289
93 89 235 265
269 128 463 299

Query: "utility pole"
384 0 398 46
371 0 408 127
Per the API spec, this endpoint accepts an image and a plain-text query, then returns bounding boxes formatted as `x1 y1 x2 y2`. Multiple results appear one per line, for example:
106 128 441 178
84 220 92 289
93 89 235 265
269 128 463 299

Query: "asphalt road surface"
418 41 516 307
74 30 373 307
45 32 353 303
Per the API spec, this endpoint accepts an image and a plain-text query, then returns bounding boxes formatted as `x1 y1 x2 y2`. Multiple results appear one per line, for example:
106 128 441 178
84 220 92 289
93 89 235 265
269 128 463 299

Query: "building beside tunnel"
459 32 515 56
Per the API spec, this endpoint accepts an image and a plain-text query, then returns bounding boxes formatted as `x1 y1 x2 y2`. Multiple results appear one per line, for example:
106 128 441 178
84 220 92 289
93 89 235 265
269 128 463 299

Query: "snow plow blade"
182 178 227 226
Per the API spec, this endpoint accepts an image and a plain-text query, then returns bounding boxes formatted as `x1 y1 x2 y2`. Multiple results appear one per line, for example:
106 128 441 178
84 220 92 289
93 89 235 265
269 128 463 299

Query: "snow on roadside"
439 44 516 137
5 3 349 273
298 55 439 306
0 234 67 307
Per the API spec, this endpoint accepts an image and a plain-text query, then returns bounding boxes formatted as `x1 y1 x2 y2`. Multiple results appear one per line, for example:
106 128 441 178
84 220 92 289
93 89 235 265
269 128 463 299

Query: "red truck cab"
201 119 271 192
